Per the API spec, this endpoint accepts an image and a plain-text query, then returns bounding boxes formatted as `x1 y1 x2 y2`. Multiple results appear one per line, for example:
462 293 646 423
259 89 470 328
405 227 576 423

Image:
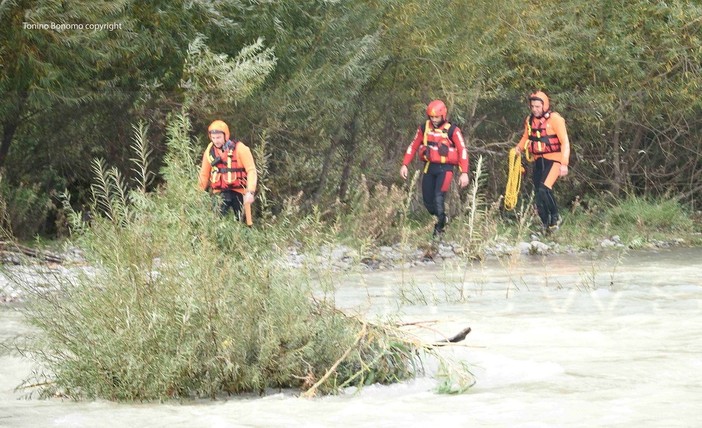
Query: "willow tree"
0 0 262 237
493 0 702 202
223 1 391 206
0 1 136 168
220 0 530 214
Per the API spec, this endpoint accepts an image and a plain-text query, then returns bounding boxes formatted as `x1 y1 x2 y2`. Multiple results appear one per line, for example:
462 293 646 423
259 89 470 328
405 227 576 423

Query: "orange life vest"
207 141 247 190
526 114 562 155
418 121 460 165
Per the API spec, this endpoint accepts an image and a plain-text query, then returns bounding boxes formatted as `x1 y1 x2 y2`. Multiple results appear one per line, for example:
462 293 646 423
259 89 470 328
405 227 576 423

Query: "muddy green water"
1 248 700 427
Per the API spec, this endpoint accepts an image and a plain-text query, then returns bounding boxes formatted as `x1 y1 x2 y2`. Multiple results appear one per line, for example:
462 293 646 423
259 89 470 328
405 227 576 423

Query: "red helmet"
426 100 447 121
208 120 230 141
528 91 550 112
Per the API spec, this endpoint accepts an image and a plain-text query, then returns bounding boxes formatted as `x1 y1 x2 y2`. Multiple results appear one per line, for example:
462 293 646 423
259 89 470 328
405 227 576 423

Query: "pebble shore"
2 235 687 304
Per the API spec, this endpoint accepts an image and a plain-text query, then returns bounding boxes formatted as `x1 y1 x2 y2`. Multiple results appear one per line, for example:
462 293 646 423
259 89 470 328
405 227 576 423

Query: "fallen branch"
302 321 368 398
432 326 472 346
0 241 64 264
398 322 472 347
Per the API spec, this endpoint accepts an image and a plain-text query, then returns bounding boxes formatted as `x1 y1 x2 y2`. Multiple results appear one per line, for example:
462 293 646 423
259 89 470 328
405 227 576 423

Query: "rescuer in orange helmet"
198 120 257 224
514 91 571 233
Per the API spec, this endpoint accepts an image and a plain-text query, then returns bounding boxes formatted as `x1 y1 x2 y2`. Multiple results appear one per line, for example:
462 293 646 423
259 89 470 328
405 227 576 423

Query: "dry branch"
433 327 472 346
0 241 64 264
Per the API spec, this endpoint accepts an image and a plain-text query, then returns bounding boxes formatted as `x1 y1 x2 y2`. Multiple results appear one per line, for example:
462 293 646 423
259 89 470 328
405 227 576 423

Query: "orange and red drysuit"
198 139 257 217
403 120 470 173
402 120 470 235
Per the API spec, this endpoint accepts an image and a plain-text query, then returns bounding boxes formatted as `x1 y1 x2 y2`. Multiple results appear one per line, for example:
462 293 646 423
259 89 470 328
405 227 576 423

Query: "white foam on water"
1 248 701 427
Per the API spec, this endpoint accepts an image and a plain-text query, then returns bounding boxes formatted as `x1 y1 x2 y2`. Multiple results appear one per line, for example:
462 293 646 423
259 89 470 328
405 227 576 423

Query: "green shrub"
331 175 411 246
0 177 53 240
606 196 693 231
13 113 420 400
549 194 696 247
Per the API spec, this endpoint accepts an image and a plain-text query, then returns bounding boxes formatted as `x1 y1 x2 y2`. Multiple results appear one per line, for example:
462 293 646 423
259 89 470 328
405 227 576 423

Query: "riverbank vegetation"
1 0 700 241
10 116 430 400
1 0 701 401
6 113 698 401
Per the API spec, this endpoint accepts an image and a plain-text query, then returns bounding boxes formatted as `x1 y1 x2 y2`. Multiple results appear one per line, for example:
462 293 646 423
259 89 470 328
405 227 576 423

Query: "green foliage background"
1 0 701 239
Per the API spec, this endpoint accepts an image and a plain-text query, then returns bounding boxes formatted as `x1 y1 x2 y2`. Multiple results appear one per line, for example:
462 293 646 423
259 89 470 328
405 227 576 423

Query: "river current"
1 247 701 427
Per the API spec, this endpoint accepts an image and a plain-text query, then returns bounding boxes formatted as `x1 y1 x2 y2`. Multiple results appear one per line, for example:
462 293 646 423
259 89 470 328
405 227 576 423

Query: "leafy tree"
492 0 702 200
2 0 701 238
0 0 274 237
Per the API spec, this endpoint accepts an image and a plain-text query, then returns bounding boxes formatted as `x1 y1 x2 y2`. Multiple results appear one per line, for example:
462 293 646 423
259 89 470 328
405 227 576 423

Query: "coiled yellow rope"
504 148 523 211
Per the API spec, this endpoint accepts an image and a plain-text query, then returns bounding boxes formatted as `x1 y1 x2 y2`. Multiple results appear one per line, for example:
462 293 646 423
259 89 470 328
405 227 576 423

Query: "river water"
1 247 701 427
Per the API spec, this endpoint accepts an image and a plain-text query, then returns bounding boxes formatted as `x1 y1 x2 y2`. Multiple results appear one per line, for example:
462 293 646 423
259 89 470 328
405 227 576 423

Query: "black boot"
433 213 448 238
433 222 445 239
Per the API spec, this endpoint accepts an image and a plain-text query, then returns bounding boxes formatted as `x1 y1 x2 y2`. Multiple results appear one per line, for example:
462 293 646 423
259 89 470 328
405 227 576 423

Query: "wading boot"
432 223 445 240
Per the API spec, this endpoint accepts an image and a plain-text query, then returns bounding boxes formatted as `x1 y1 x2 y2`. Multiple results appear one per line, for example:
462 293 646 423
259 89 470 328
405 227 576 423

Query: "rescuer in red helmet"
400 100 470 237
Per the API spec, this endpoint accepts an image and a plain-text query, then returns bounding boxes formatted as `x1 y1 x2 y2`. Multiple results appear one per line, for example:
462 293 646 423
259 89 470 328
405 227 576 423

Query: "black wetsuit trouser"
421 163 454 234
217 189 244 219
533 157 559 227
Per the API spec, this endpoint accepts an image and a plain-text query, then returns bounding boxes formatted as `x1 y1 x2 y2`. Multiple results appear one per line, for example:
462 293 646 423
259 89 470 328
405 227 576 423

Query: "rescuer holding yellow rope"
514 91 570 232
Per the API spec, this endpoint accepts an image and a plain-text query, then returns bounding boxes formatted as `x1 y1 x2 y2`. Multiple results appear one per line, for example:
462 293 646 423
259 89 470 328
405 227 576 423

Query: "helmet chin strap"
430 118 445 127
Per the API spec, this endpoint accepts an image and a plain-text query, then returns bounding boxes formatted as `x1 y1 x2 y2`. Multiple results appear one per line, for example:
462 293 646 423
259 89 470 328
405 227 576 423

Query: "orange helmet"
426 99 447 121
208 120 230 141
528 91 550 112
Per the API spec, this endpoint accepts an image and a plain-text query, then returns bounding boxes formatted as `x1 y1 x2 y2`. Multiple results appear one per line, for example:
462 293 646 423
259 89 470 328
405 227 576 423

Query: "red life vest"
417 121 460 165
526 114 561 155
207 141 247 190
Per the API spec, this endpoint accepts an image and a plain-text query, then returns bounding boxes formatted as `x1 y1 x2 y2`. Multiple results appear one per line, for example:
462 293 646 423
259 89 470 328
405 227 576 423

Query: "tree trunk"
337 119 358 201
338 155 353 201
0 90 28 169
311 143 337 204
0 119 18 168
611 118 622 198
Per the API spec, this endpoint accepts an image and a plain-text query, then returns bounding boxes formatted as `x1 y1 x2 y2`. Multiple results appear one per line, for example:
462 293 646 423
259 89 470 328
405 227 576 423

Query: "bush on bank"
13 115 420 401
